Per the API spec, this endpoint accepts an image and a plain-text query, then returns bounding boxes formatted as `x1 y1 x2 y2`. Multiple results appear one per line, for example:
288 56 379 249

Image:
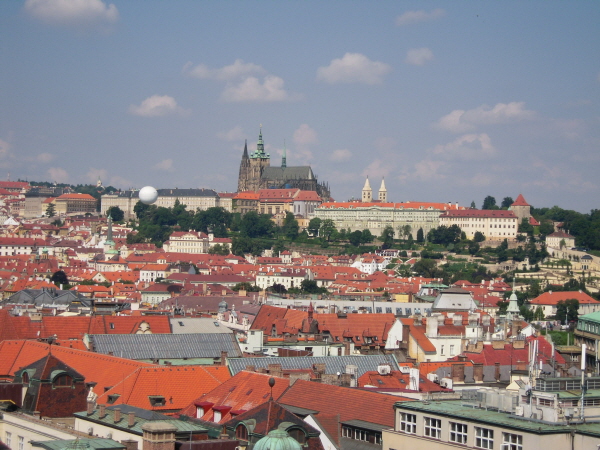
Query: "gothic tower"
378 178 387 202
238 128 271 192
362 177 372 202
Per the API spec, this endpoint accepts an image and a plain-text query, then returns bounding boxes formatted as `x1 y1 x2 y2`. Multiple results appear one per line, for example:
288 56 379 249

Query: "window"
287 428 306 444
18 436 24 450
53 374 73 387
475 427 494 449
235 424 248 441
400 413 417 434
5 432 11 447
449 422 468 444
424 417 441 439
342 425 352 438
502 432 522 450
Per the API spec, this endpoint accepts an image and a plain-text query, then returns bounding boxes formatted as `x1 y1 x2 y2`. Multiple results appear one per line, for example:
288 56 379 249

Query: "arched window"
53 374 72 387
235 424 248 441
287 428 306 444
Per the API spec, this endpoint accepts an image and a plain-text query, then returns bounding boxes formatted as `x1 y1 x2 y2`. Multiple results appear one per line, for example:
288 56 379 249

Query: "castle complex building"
312 177 466 236
237 128 331 201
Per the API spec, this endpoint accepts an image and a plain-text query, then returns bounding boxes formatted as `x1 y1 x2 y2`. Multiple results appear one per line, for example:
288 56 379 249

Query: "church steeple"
378 177 387 202
362 177 372 203
242 140 249 159
252 125 269 159
281 140 287 168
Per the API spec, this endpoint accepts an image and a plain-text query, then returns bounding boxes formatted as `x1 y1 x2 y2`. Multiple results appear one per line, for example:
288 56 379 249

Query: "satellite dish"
139 186 158 205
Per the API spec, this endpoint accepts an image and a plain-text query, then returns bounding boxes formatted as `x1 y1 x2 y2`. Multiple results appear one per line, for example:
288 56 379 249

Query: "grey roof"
432 287 477 311
170 318 234 334
74 404 206 436
341 420 388 432
31 439 125 450
88 333 242 360
261 166 314 181
228 355 400 378
3 288 91 307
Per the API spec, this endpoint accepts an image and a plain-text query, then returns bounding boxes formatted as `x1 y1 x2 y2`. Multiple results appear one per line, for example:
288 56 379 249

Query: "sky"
1 1 599 213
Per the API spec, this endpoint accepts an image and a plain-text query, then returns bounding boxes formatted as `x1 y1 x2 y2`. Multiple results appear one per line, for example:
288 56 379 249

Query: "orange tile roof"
279 379 410 427
97 365 231 414
178 371 290 422
530 290 598 305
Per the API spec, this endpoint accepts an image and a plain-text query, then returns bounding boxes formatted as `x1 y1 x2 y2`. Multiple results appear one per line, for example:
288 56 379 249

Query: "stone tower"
378 178 387 202
362 177 372 202
509 194 531 225
237 128 271 192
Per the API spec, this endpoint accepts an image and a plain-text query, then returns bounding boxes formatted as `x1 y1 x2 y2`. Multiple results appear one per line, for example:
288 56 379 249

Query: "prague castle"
237 128 331 201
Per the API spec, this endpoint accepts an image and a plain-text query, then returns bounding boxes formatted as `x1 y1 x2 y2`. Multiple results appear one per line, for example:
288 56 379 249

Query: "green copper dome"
254 426 302 450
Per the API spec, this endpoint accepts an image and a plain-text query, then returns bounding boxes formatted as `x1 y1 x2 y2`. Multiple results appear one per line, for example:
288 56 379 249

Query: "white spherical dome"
139 186 158 205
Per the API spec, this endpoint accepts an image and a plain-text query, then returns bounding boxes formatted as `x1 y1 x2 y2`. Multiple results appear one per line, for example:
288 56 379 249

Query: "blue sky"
1 1 599 212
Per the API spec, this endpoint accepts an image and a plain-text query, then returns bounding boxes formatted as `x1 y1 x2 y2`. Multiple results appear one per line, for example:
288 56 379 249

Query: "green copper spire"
281 140 287 168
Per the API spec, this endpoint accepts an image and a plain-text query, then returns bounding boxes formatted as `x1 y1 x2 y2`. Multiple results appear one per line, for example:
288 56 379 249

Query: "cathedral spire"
254 125 267 158
242 140 248 159
281 140 287 168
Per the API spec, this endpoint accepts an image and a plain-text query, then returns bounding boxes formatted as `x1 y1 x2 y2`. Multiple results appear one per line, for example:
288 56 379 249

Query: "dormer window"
148 396 166 407
107 394 120 404
236 424 248 441
53 374 73 388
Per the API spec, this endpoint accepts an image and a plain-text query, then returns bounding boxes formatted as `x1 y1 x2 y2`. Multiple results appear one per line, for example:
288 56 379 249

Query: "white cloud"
184 59 266 81
405 48 434 66
330 149 352 162
129 95 187 117
36 153 55 163
435 102 536 133
154 159 174 172
185 59 296 103
217 126 245 142
396 8 445 26
317 53 391 85
48 167 69 183
0 139 12 159
221 76 291 102
293 124 318 146
24 0 118 27
433 133 496 160
361 159 393 179
412 159 445 181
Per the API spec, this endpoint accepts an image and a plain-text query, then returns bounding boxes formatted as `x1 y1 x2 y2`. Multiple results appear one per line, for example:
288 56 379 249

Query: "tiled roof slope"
0 311 172 341
96 365 231 414
178 371 290 423
530 290 598 305
0 340 151 391
278 380 410 427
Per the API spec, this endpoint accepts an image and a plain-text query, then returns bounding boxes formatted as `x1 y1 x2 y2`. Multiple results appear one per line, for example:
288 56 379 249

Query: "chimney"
473 363 484 382
114 407 121 423
220 351 227 366
128 411 136 427
99 404 106 418
142 422 177 450
87 401 94 415
121 441 138 450
494 362 501 381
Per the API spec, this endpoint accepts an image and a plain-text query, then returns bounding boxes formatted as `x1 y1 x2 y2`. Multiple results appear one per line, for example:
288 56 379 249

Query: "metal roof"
228 355 400 378
88 333 242 360
31 439 125 450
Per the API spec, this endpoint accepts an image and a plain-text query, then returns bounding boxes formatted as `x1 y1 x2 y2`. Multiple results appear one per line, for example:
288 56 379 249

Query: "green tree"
416 228 424 243
240 211 275 238
470 201 476 209
208 244 229 255
501 197 514 209
232 282 260 292
361 229 374 244
301 279 326 294
319 219 337 242
50 270 69 287
555 299 579 325
399 224 412 240
482 196 497 210
518 218 534 235
107 206 125 222
380 226 395 249
473 231 485 242
348 230 363 246
468 241 480 256
412 258 442 278
46 202 56 218
282 212 299 240
538 220 554 238
307 217 322 237
270 283 287 294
